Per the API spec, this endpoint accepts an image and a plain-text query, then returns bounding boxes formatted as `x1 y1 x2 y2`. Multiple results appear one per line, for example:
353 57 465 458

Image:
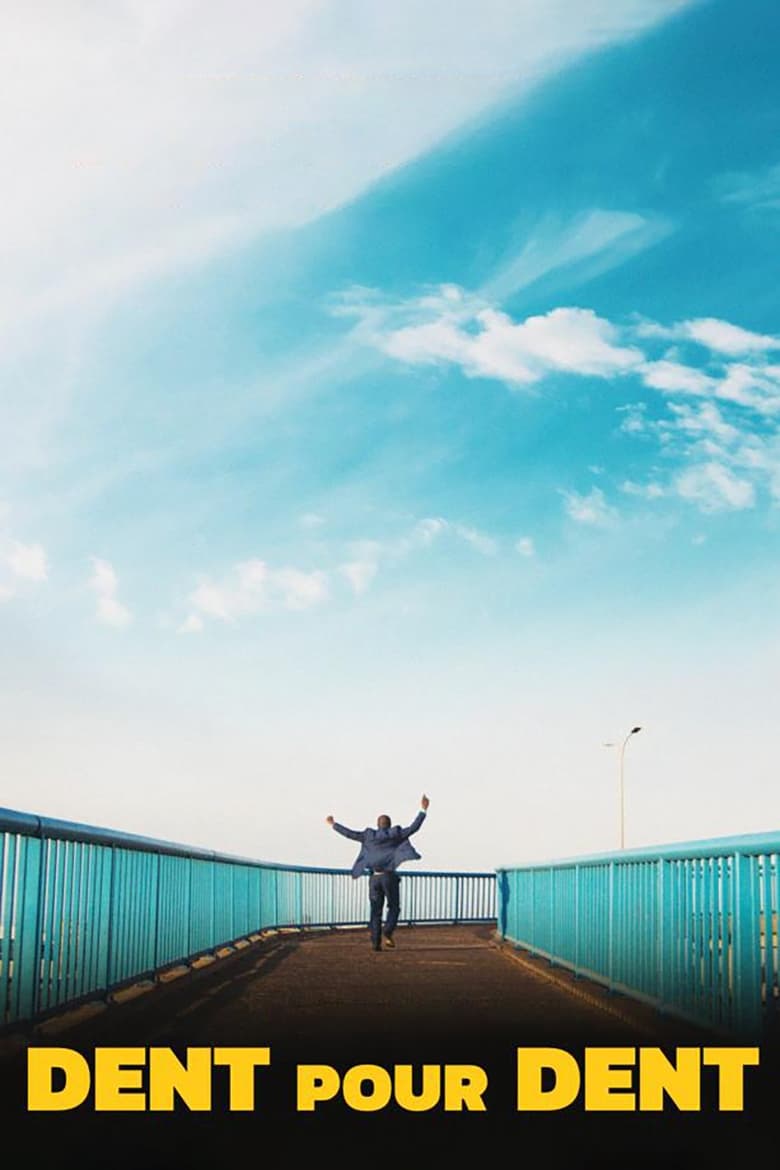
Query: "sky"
1 0 779 872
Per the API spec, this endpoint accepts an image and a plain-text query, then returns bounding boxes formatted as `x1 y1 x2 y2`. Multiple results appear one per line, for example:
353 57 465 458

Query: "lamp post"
603 727 642 849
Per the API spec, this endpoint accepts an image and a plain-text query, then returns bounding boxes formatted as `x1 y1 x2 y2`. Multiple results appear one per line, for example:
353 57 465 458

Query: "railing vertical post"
733 851 762 1036
15 836 44 1022
530 869 536 952
657 856 672 1012
550 868 556 968
187 857 193 957
153 851 162 971
574 863 580 978
209 861 215 951
608 859 615 993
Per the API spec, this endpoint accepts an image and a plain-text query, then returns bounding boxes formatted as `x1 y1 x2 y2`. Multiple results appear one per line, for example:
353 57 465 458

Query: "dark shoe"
372 942 382 951
383 934 395 948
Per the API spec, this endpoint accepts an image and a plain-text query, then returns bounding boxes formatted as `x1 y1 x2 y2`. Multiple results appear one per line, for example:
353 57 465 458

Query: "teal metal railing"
0 806 496 1028
497 831 780 1037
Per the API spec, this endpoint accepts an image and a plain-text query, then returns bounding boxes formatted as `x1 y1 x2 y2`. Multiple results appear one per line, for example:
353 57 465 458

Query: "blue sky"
1 0 779 870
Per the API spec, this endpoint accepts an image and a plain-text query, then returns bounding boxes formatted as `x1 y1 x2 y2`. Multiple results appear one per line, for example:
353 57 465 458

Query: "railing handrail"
0 805 491 877
496 828 780 872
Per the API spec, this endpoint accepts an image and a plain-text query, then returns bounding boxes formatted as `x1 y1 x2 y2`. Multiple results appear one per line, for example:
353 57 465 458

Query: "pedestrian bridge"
1 805 778 1163
1 805 778 1039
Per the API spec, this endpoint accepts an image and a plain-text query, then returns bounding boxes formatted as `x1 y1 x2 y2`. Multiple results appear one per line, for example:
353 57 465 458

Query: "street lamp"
603 727 642 849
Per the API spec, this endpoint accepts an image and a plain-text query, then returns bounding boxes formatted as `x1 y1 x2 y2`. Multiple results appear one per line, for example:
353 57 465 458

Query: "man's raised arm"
398 793 430 840
325 815 364 842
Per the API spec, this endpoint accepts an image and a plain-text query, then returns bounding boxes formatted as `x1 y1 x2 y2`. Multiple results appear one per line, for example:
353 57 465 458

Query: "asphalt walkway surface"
1 924 776 1167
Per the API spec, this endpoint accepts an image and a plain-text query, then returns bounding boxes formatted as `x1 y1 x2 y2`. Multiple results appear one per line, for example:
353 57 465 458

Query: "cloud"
623 377 780 510
182 558 329 628
637 317 780 357
674 463 755 512
180 511 498 625
0 511 48 600
562 487 617 526
621 480 665 499
617 403 649 435
483 208 674 301
350 515 498 587
340 560 378 595
660 402 741 449
96 597 133 628
451 524 498 555
410 517 449 547
400 516 497 556
89 557 132 627
716 164 780 212
515 537 536 557
683 318 780 357
89 558 118 596
342 287 644 387
299 512 326 529
179 613 204 635
8 540 48 582
274 567 330 611
715 364 780 414
641 360 717 395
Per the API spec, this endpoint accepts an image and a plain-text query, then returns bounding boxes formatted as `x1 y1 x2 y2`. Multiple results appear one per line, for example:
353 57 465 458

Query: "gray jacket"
332 811 427 878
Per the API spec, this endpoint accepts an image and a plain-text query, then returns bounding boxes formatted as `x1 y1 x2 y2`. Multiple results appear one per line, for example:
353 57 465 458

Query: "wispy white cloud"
299 512 326 529
182 558 329 629
716 164 780 212
452 524 498 555
89 557 132 627
683 318 780 356
621 480 665 499
640 360 717 395
340 560 378 596
8 541 48 582
674 463 755 512
617 403 649 435
0 518 49 600
180 509 499 626
515 537 536 557
402 517 497 556
179 613 204 635
340 286 644 387
483 208 673 301
715 364 780 414
626 396 780 512
337 515 498 597
562 486 617 526
637 317 780 357
658 402 741 450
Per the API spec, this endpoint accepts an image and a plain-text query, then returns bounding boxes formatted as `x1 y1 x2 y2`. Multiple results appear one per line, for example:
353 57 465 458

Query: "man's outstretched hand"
421 794 430 811
325 815 335 826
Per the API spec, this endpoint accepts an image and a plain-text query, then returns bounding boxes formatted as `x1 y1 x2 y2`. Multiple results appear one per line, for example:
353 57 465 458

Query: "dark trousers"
368 871 400 945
